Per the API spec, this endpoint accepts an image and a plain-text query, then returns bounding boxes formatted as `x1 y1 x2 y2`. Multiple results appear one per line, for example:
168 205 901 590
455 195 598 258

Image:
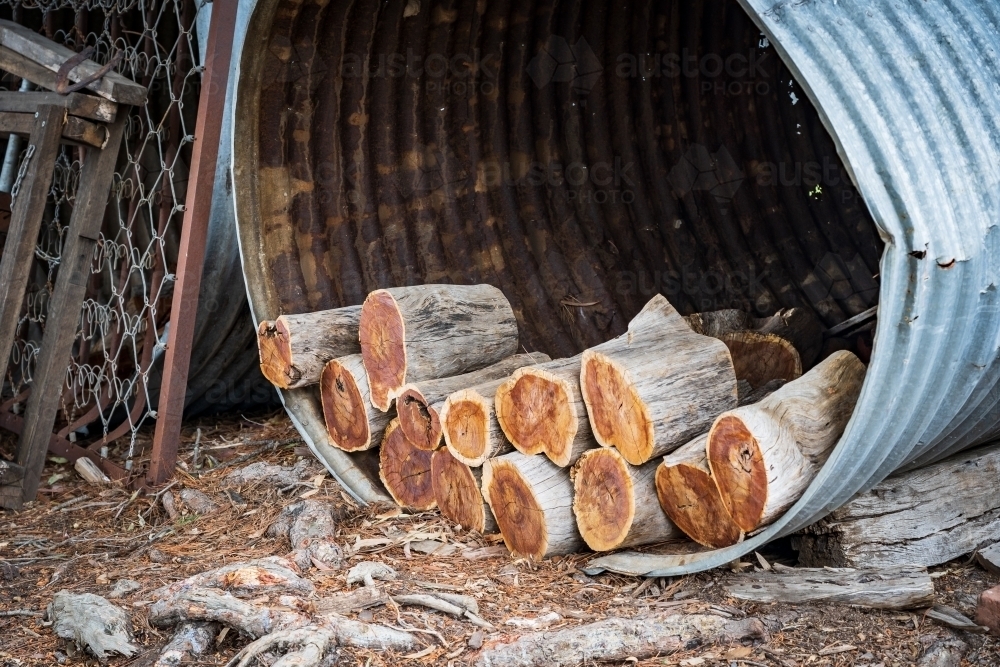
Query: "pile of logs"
258 283 866 560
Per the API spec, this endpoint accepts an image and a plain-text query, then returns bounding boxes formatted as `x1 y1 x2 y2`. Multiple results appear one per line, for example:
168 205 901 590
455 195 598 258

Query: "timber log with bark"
571 448 681 551
482 451 583 559
320 354 392 452
396 353 549 451
707 350 866 533
359 285 518 411
431 448 497 534
378 419 436 510
580 295 738 465
257 306 361 389
439 377 516 467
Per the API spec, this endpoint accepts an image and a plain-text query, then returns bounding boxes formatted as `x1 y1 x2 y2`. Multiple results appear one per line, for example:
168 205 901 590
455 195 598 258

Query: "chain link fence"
0 0 207 463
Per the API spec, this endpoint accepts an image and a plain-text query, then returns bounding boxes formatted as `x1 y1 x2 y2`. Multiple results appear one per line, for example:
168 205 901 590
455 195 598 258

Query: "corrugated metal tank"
228 0 1000 572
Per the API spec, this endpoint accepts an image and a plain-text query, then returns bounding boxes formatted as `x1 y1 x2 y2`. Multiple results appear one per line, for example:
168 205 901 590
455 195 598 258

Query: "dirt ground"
1 412 998 667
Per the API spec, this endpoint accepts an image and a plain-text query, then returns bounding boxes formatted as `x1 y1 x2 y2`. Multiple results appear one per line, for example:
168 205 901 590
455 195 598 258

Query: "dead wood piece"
257 306 361 389
724 564 934 610
346 561 398 587
360 284 518 412
108 579 141 599
224 460 311 488
153 622 218 667
580 295 738 465
482 451 583 559
795 442 1000 568
74 457 110 485
494 355 598 467
315 587 388 615
440 377 517 467
917 638 968 667
162 490 180 520
397 353 549 451
431 448 497 534
686 307 823 369
179 488 221 515
655 434 743 549
739 378 788 405
48 591 137 659
320 354 393 452
378 419 436 510
288 499 343 570
152 557 314 601
926 605 987 633
683 309 751 337
707 350 866 532
572 448 682 551
976 542 1000 576
473 612 764 667
393 594 465 616
721 331 802 389
148 587 308 637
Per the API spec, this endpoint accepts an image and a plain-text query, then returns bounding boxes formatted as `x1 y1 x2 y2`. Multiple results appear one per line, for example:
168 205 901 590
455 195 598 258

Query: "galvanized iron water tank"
229 0 1000 573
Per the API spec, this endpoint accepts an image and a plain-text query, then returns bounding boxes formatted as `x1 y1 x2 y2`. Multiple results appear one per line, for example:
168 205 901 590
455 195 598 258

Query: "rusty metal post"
148 0 238 485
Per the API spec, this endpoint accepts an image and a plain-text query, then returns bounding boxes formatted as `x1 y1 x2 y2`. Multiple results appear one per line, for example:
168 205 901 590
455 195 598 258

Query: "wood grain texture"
359 284 518 411
707 350 866 532
258 306 361 389
494 356 598 467
440 381 514 467
685 307 823 369
656 434 743 549
724 564 934 610
721 331 802 389
795 443 1000 569
572 447 681 551
396 353 548 451
431 448 497 534
581 295 738 465
482 451 583 560
473 612 765 667
0 91 117 122
378 419 436 510
320 355 393 452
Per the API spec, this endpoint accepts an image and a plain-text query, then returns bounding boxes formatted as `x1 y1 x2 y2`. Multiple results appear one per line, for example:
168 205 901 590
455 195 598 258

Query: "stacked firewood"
258 284 865 560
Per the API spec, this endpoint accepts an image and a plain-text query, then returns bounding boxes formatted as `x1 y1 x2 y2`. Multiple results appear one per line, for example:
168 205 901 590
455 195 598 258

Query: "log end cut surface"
722 331 803 389
483 459 547 560
572 449 634 551
397 388 442 451
441 390 490 465
581 351 653 465
706 415 766 533
496 369 575 459
432 449 489 533
320 359 371 451
379 420 436 510
655 462 742 548
257 317 295 389
360 290 406 411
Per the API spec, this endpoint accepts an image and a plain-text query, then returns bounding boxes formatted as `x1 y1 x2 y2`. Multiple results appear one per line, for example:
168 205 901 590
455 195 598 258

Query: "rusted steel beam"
147 0 238 485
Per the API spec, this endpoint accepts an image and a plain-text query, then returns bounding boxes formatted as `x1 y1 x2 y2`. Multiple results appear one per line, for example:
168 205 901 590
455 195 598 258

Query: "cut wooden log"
721 331 801 389
378 419 436 511
685 307 823 369
74 457 110 485
571 448 681 551
707 350 866 533
724 564 934 610
359 284 518 412
257 306 361 389
580 295 738 465
794 442 1000 568
440 377 516 467
655 434 744 549
431 448 497 534
473 612 765 667
494 355 598 467
481 451 583 559
320 354 393 452
396 353 548 451
655 380 787 549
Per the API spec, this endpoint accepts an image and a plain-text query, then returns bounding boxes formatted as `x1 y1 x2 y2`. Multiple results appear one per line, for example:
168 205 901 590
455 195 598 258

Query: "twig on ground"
199 438 300 476
0 609 43 617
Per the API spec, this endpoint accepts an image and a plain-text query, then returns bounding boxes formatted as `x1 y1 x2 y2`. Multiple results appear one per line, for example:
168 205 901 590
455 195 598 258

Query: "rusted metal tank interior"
234 0 883 495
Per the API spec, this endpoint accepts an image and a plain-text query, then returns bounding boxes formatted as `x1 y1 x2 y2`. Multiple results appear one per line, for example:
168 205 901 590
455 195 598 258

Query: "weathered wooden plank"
0 91 117 122
0 105 65 395
0 20 146 105
724 564 934 610
14 112 127 505
0 111 108 148
795 443 1000 568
